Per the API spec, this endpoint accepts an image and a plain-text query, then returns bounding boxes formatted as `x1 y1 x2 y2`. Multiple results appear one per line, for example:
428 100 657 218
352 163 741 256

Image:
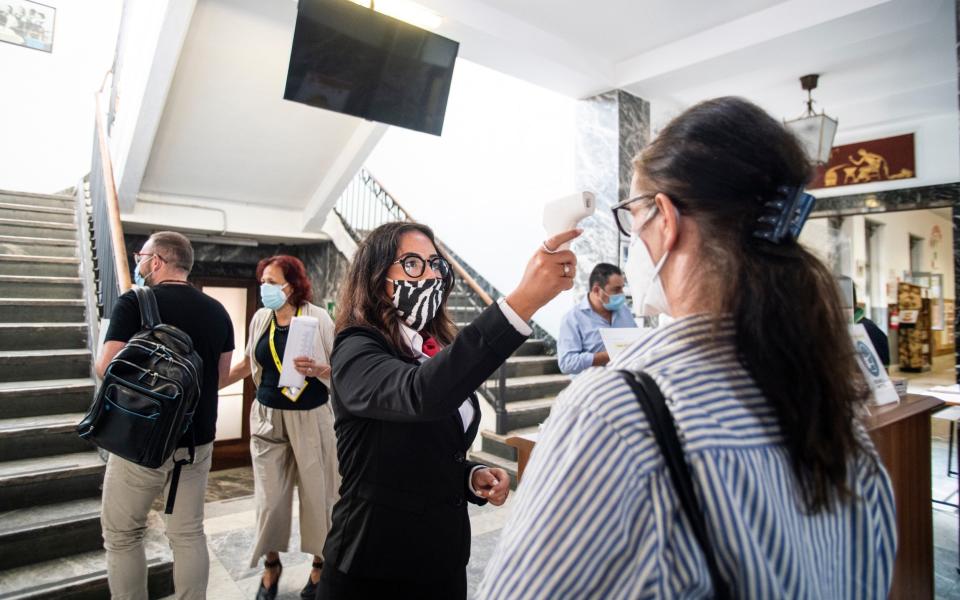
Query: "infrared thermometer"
543 191 596 250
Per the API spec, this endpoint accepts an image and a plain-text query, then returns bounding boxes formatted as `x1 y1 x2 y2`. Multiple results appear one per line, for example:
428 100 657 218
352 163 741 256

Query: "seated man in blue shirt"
557 263 637 375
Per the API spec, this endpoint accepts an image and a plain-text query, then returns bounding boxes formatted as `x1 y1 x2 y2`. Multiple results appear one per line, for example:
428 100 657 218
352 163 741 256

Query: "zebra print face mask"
391 278 445 331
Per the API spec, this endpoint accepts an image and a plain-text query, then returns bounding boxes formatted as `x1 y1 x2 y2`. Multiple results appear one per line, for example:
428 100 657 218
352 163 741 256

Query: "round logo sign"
856 340 880 377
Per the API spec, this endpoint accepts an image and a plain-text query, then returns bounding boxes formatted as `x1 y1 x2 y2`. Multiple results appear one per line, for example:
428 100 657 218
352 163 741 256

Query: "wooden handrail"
94 90 132 293
362 170 494 306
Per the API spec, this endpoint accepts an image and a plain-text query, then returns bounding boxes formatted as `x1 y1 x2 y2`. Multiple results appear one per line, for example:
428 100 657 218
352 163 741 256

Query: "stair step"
502 397 556 430
0 235 77 258
0 254 80 277
467 450 519 490
480 427 538 462
0 323 87 351
513 338 547 357
0 378 95 419
501 374 570 402
0 219 77 241
0 349 91 383
497 355 560 378
0 299 85 324
0 191 75 210
0 451 105 511
0 497 102 569
0 413 91 461
0 204 75 225
0 275 83 300
0 547 173 600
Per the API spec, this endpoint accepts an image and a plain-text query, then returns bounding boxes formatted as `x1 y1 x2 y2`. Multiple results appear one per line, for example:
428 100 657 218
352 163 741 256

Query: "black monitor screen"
284 0 459 136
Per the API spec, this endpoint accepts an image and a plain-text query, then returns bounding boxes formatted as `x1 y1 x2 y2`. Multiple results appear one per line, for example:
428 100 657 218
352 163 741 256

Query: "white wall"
0 0 122 193
365 59 579 336
812 112 960 198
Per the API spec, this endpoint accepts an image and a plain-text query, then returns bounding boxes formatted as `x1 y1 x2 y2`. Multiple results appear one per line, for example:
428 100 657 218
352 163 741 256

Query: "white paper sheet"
599 327 649 360
929 384 960 394
278 316 318 390
850 324 899 406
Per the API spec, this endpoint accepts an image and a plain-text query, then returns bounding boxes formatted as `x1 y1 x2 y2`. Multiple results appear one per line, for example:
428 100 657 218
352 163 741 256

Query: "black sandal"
300 559 323 600
255 558 283 600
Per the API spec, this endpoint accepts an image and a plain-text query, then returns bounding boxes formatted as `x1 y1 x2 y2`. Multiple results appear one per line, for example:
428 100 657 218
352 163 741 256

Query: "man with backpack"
95 231 234 600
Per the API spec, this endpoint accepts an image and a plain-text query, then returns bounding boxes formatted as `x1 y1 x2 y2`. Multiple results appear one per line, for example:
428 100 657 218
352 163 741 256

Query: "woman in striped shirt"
479 97 896 599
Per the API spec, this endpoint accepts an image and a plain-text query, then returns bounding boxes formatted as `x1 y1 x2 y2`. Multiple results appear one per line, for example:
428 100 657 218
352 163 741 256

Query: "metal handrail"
333 168 511 432
349 169 493 306
91 74 131 316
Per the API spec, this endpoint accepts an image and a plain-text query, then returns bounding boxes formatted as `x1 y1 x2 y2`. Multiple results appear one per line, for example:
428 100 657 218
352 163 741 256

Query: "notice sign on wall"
810 133 915 189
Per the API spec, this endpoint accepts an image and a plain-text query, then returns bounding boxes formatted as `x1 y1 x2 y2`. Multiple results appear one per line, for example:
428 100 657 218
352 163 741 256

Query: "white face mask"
624 206 675 317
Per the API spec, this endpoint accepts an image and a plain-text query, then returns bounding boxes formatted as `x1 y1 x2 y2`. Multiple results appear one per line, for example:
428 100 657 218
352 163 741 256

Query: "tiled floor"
159 475 513 599
155 355 960 599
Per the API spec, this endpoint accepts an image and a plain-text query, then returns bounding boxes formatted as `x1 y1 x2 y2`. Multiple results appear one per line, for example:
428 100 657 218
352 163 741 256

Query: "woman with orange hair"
222 254 339 600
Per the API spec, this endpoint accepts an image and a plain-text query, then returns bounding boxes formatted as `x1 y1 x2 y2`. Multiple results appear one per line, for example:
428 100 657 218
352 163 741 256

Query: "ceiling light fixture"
348 0 443 30
784 74 838 165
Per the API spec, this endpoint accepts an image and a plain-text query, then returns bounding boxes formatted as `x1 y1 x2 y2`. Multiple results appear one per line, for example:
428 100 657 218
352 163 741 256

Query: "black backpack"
78 286 204 513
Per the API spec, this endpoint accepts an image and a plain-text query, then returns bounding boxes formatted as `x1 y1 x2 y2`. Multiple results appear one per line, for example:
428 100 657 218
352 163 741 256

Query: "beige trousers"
101 442 214 600
249 402 340 567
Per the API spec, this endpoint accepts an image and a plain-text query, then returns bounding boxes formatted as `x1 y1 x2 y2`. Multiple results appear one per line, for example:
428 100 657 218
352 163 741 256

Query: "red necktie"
421 335 441 357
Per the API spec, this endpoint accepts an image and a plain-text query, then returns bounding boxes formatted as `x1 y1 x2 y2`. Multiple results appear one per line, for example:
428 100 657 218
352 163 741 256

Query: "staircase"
331 169 571 488
446 287 568 486
0 190 173 600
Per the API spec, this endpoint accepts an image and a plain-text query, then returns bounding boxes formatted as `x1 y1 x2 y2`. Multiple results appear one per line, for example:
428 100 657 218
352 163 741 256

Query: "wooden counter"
865 394 944 600
508 394 944 599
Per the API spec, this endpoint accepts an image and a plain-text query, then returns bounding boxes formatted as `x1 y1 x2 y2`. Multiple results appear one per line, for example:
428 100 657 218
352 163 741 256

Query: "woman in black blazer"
317 221 580 599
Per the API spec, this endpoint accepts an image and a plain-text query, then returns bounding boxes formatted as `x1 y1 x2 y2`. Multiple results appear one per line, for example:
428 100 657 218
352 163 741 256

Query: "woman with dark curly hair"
317 221 580 599
222 255 339 600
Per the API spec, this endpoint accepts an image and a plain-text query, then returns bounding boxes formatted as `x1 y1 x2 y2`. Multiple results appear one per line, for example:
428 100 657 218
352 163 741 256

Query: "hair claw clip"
752 185 815 244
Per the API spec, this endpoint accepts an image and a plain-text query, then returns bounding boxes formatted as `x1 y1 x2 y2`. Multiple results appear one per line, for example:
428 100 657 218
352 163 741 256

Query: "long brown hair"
635 97 870 513
335 222 458 356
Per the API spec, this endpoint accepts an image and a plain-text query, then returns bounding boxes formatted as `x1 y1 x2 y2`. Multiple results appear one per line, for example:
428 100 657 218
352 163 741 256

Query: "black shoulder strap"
133 286 162 329
618 370 732 600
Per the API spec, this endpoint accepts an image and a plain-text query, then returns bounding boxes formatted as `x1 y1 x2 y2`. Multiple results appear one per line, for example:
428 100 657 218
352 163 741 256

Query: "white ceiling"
478 0 788 62
140 0 382 213
422 0 957 134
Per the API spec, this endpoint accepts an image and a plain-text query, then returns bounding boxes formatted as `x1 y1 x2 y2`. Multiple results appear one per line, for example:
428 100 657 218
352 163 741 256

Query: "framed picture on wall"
0 1 56 53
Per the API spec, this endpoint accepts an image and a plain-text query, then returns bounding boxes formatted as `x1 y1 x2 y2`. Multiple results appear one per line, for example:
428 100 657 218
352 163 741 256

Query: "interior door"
194 277 257 471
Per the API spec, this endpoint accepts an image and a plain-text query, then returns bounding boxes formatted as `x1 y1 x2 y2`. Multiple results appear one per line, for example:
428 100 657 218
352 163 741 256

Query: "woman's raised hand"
505 229 581 321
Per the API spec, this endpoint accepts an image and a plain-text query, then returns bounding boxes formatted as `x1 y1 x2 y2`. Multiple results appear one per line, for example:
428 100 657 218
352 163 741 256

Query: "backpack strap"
164 429 195 515
618 370 732 600
133 286 162 329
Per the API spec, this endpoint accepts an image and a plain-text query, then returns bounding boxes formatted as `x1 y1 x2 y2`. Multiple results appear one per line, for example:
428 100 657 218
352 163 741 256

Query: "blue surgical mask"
134 257 153 287
602 292 627 311
260 283 288 310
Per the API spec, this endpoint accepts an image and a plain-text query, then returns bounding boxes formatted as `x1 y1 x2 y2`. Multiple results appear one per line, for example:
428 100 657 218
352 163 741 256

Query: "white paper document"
278 316 318 390
929 385 960 394
599 327 649 361
850 324 899 406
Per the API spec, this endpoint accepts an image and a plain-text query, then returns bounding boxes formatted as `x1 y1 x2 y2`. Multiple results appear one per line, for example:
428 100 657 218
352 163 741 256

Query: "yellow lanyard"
269 307 306 401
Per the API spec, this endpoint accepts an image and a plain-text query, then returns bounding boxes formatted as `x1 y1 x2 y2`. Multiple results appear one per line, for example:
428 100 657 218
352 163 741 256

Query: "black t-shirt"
254 321 328 410
104 284 235 447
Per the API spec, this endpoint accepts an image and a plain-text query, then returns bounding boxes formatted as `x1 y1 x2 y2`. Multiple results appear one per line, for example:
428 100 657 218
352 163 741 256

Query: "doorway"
193 277 258 471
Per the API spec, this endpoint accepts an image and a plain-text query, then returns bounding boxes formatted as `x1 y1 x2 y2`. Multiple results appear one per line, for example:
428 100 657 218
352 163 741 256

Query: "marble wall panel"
573 90 650 295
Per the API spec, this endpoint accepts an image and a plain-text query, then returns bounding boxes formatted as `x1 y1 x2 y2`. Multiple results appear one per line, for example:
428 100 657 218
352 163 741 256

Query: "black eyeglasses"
393 254 450 278
133 252 167 264
611 193 658 237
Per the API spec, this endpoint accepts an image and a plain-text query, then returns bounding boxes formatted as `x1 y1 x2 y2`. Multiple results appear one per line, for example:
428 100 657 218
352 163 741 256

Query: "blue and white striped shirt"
479 315 896 599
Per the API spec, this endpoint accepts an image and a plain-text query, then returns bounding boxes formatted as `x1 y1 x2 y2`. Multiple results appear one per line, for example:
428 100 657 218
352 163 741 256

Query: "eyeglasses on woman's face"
393 253 450 279
611 193 661 237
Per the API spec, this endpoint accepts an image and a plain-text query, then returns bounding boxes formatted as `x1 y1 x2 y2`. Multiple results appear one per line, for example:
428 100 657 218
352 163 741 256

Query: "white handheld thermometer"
542 191 596 250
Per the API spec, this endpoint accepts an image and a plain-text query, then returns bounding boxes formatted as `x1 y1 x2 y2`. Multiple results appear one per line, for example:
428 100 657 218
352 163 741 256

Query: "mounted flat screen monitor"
284 0 459 136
